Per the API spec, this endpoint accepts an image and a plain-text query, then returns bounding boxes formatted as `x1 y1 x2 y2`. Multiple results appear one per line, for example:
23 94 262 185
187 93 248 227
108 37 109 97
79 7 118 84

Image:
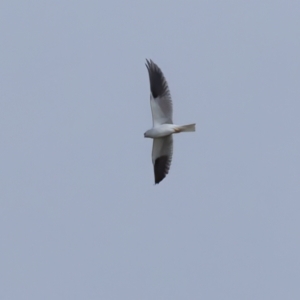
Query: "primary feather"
145 59 173 126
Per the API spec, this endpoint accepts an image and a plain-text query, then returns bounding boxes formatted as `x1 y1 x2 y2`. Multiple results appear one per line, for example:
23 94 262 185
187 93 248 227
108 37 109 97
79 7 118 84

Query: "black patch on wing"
145 59 169 98
154 155 171 184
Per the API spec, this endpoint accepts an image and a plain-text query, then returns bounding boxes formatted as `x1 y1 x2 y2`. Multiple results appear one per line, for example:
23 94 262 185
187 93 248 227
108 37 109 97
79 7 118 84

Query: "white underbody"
144 124 181 138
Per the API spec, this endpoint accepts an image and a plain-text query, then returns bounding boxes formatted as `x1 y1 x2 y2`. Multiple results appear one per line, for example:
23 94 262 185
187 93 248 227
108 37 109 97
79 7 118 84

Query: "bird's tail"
176 123 196 132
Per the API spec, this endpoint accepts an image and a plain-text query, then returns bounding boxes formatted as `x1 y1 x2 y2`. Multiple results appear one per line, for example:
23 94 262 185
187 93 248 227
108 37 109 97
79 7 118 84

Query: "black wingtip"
154 155 170 184
145 58 153 70
145 59 169 99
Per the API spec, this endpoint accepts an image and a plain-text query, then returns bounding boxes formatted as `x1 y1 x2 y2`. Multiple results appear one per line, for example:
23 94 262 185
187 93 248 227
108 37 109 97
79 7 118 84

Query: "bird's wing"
145 59 173 126
152 136 173 184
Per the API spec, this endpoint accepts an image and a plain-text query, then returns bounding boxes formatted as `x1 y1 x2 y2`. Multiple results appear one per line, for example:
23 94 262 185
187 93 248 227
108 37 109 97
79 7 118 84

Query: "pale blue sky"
1 1 300 299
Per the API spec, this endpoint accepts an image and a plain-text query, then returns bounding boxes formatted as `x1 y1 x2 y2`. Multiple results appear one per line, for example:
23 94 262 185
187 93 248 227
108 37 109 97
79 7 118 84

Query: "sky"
1 1 300 299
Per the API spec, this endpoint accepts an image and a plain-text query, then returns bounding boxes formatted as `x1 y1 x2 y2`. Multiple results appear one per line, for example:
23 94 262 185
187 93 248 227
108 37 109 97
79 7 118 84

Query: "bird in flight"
144 59 196 184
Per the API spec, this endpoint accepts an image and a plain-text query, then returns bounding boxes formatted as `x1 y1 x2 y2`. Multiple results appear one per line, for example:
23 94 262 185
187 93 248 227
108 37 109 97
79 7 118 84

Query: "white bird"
144 59 196 184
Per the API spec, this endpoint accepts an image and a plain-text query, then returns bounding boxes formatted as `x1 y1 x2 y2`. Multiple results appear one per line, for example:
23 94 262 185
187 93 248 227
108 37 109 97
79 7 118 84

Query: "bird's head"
144 130 151 138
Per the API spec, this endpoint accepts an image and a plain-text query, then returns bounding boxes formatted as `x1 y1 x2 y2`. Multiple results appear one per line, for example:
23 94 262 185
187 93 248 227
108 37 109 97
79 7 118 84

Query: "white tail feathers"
177 123 196 132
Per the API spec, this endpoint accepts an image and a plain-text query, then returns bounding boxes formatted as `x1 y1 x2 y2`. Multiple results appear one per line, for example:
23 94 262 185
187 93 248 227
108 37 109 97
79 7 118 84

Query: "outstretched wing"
145 59 173 126
152 136 173 184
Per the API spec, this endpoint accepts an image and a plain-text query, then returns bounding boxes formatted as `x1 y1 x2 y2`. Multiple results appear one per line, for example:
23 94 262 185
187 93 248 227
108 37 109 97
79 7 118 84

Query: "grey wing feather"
145 59 173 125
152 136 173 184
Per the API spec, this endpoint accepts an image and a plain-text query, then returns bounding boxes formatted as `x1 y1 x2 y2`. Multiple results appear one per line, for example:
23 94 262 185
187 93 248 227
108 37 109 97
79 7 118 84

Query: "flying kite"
144 59 196 184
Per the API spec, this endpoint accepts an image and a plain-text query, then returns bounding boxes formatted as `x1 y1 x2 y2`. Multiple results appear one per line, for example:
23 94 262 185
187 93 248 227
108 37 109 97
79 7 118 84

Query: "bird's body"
144 59 195 184
144 124 195 138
